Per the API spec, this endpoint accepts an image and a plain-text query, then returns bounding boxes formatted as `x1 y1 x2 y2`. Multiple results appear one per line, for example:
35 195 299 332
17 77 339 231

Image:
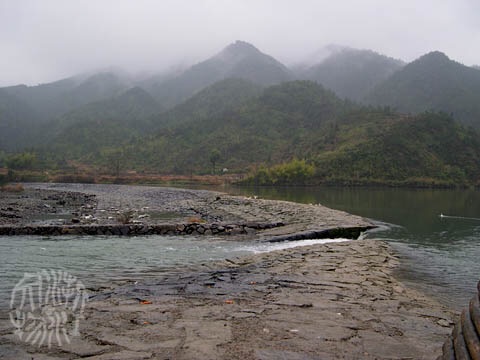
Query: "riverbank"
0 183 457 359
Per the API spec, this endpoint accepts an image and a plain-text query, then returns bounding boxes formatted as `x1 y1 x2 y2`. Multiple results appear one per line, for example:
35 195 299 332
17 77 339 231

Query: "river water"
0 233 348 310
217 185 480 310
1 185 478 311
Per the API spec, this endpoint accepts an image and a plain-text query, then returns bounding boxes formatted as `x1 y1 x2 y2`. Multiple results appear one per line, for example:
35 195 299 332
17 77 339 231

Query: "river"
215 185 480 310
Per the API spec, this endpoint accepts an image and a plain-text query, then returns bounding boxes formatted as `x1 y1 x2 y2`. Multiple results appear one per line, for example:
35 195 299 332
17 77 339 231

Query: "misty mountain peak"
215 40 263 63
417 51 450 63
145 41 291 108
299 46 404 101
401 51 457 74
225 40 259 53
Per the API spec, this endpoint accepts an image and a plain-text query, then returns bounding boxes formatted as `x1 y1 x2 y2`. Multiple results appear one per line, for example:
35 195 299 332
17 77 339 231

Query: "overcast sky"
1 0 479 86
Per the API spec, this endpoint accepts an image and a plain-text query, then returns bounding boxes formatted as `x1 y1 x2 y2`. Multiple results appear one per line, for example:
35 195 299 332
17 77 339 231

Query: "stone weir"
0 222 373 239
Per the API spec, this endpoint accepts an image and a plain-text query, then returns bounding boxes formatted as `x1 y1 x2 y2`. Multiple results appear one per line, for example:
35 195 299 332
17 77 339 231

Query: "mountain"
9 78 479 187
107 81 479 186
101 81 350 173
61 72 132 113
43 87 162 157
0 90 42 151
54 86 161 129
0 71 134 151
472 65 480 70
40 77 262 162
152 78 263 129
312 112 480 186
1 72 132 120
365 51 480 127
145 40 292 108
299 47 404 101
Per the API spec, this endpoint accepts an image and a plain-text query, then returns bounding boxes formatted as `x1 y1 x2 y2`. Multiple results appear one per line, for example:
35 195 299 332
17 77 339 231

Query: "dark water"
212 185 480 310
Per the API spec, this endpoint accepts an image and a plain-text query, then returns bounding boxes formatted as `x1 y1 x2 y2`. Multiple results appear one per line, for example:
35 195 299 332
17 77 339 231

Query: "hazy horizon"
1 0 479 87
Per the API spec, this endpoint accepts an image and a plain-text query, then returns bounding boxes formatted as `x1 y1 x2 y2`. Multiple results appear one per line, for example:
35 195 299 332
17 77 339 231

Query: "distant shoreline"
3 169 479 190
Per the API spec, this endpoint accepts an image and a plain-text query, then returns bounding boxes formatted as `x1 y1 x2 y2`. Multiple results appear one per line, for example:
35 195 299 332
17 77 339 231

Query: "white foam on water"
238 238 352 254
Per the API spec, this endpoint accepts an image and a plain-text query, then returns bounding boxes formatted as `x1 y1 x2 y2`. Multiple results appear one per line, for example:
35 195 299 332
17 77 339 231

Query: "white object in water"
439 213 480 221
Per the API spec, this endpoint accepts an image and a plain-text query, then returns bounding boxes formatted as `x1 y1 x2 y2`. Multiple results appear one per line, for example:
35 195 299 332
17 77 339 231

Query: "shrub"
245 159 315 185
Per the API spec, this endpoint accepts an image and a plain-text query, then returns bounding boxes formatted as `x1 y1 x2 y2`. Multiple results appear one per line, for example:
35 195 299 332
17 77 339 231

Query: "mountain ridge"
144 40 293 108
299 47 404 101
365 51 480 127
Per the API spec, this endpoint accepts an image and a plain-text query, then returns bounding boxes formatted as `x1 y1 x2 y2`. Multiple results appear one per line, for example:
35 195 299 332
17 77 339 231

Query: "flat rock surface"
0 240 456 359
0 183 372 239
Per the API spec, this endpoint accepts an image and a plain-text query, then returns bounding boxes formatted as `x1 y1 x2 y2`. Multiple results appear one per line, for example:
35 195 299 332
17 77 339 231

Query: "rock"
437 319 451 327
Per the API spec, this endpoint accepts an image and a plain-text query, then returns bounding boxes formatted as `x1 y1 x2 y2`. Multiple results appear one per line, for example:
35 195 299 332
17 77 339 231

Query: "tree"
5 152 37 170
101 148 124 176
209 149 221 175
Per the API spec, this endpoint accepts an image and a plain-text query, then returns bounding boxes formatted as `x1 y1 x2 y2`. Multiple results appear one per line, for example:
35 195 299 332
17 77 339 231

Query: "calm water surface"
215 185 480 310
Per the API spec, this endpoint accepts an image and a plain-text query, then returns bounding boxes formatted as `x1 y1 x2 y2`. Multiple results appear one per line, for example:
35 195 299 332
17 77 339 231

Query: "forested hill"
299 47 404 101
117 81 346 173
45 80 479 187
42 78 263 159
50 86 162 133
152 78 264 129
0 89 41 151
311 112 480 186
365 51 480 127
41 87 163 158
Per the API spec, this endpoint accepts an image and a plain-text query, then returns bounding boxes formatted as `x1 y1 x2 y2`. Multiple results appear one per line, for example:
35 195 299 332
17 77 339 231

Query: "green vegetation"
114 81 347 174
244 111 480 187
41 87 161 159
26 79 480 187
365 52 480 128
313 112 480 186
2 43 480 188
209 149 221 175
245 159 315 185
4 152 37 170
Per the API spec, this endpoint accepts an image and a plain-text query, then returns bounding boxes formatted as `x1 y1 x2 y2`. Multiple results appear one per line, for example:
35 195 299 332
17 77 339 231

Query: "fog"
1 0 479 86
